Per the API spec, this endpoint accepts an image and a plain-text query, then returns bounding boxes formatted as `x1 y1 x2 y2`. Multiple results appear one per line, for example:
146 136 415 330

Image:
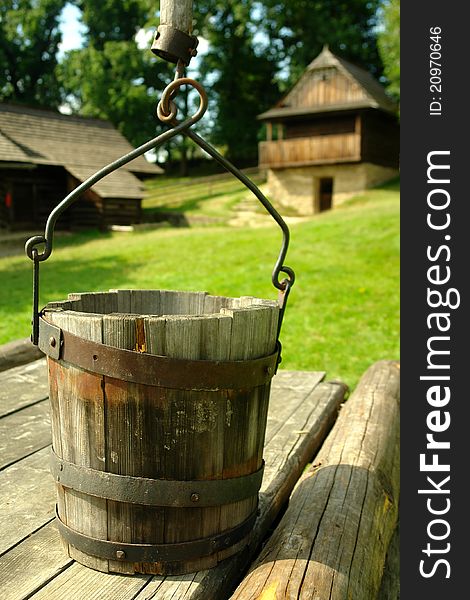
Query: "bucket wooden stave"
44 289 279 575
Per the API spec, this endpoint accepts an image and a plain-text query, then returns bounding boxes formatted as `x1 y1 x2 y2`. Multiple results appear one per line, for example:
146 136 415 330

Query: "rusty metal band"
55 506 256 562
151 24 199 65
38 317 278 390
51 450 264 507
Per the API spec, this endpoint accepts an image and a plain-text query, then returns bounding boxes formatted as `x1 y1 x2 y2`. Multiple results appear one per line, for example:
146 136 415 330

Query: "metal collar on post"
151 25 198 65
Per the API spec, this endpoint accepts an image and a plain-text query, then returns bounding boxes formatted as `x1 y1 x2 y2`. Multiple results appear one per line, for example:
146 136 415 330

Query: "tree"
58 0 173 149
58 40 168 148
378 0 399 100
0 0 66 107
195 0 281 164
262 0 383 85
77 0 152 48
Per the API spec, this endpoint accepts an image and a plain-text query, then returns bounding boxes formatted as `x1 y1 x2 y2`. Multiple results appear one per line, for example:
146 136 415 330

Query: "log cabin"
257 46 399 214
0 103 162 230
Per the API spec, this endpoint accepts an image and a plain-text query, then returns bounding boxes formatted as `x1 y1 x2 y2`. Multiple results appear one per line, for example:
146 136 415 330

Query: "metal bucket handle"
25 76 295 349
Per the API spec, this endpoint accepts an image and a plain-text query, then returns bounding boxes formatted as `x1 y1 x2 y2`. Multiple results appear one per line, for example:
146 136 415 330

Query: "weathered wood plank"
0 359 48 417
0 522 73 600
158 314 229 574
66 292 118 314
0 447 55 555
46 310 108 572
102 313 143 575
0 400 51 469
133 572 205 599
264 371 325 445
216 306 275 560
29 562 151 600
231 360 400 600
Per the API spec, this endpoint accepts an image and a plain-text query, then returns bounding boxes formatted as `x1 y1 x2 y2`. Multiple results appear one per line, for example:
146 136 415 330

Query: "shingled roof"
258 46 397 121
0 103 163 199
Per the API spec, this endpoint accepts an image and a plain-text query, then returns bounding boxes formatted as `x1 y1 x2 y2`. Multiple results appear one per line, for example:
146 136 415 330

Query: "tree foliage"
77 0 152 48
58 41 164 147
262 0 383 84
378 0 399 100
0 0 66 107
58 0 172 148
195 0 280 163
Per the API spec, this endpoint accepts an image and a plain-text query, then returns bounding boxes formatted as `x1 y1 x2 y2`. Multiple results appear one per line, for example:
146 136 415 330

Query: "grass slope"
0 182 399 389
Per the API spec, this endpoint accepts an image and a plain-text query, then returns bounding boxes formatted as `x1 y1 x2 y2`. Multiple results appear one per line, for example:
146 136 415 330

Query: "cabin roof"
0 103 163 199
258 46 397 121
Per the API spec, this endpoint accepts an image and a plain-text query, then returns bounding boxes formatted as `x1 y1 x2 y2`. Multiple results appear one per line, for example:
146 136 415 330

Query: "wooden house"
257 46 399 214
0 103 162 230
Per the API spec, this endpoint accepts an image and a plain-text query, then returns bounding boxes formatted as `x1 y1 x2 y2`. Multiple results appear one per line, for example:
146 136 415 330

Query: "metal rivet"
92 354 98 361
116 550 126 559
190 493 200 503
49 336 56 348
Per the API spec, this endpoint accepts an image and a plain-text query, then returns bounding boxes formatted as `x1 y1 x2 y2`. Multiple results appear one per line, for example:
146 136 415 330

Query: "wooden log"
0 338 43 372
160 0 193 34
231 360 400 600
378 523 400 600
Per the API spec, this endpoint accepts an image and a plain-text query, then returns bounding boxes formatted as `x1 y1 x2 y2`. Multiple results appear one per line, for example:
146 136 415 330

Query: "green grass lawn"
0 181 399 389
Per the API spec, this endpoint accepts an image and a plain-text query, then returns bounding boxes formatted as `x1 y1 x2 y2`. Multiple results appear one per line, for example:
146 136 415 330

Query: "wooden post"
152 1 197 65
266 122 273 142
355 113 362 160
160 0 193 34
231 360 400 600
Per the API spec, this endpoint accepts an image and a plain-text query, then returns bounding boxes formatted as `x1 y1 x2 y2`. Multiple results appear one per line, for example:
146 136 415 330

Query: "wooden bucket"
40 289 280 575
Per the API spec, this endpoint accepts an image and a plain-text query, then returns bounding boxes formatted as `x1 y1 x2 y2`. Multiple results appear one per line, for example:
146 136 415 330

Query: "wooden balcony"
259 133 361 168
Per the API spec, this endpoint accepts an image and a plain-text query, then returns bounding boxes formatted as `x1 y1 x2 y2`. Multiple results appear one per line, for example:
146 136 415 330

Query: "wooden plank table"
0 358 347 600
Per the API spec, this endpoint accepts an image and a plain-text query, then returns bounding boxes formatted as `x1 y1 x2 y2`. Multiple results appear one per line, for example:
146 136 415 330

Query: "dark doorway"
319 177 333 211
